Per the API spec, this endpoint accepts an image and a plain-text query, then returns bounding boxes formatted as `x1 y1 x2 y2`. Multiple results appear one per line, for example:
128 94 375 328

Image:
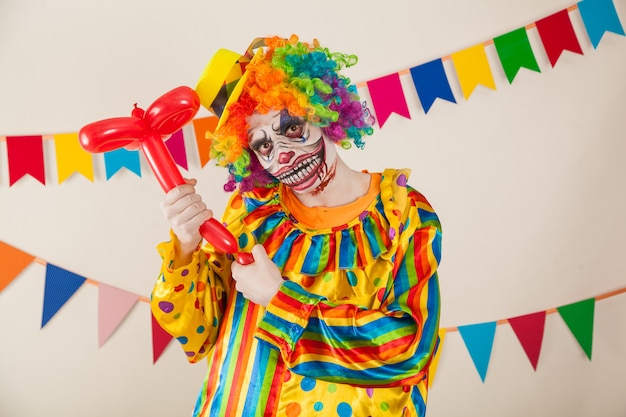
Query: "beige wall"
1 0 625 416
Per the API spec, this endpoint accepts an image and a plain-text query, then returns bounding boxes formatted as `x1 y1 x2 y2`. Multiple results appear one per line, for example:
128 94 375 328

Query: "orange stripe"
224 302 261 416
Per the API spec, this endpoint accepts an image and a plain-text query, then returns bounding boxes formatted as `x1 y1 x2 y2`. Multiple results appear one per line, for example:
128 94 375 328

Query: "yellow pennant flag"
451 44 496 100
428 328 447 389
54 133 94 183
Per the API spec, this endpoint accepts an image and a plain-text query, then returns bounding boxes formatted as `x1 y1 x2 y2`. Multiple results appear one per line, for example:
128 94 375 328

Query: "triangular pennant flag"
54 133 95 183
42 263 87 328
535 9 584 67
458 321 497 382
165 129 188 171
428 328 447 389
103 148 142 180
450 44 497 100
0 241 35 292
409 59 457 113
508 311 546 370
192 116 218 168
151 312 173 363
6 136 46 186
578 0 625 48
366 72 411 128
557 298 595 359
493 27 541 83
98 283 139 347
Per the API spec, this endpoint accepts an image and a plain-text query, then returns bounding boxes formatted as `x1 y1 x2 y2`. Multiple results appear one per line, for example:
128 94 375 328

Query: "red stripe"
224 302 261 416
263 357 286 416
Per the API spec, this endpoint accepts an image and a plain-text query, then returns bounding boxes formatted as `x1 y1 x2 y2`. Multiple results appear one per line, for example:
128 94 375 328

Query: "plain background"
1 0 625 416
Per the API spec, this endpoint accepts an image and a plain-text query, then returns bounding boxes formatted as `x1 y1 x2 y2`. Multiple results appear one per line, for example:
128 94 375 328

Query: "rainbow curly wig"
207 35 375 192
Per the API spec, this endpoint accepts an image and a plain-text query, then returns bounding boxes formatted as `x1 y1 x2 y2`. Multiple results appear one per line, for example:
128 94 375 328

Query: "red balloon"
79 86 253 264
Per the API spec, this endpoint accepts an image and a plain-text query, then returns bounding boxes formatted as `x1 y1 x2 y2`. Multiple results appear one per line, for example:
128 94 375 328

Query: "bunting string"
0 0 623 186
1 239 625 383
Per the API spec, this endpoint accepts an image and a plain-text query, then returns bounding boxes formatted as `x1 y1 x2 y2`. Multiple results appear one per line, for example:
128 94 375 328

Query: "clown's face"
247 109 338 194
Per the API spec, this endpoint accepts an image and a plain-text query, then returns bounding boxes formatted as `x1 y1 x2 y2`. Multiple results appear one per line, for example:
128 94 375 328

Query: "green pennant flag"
493 27 541 83
557 298 595 360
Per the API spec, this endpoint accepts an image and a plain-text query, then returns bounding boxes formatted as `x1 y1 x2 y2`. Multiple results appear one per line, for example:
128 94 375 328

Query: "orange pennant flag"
0 241 35 292
451 44 497 100
192 116 219 168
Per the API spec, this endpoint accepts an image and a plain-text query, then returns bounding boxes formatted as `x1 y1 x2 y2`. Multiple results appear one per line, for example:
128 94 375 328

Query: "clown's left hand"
231 244 284 307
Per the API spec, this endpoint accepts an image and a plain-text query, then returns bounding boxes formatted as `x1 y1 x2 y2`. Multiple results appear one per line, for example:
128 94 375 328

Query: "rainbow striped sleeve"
255 224 442 387
151 231 231 363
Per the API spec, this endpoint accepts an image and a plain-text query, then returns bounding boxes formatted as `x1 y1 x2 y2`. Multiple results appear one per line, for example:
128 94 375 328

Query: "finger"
161 182 197 207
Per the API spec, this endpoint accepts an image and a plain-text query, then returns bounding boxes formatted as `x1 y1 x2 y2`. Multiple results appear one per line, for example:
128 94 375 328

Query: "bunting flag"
493 27 542 83
409 59 457 113
165 129 189 171
507 311 546 370
98 283 139 347
578 0 625 48
103 148 142 180
1 2 624 185
151 313 173 363
41 263 86 328
450 44 497 100
535 9 584 67
557 298 595 359
366 72 411 127
6 136 46 186
0 241 623 371
458 321 497 382
192 116 218 168
0 241 34 292
54 133 95 183
428 328 447 388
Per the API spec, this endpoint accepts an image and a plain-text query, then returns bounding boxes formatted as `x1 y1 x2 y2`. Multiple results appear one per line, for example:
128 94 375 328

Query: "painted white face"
247 109 338 194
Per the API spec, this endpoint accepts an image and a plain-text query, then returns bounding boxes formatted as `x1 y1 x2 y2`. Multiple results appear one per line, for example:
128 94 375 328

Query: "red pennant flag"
98 283 139 347
507 311 546 370
0 241 35 292
192 116 219 168
535 9 583 67
165 129 189 171
151 313 173 363
366 72 411 128
6 136 46 186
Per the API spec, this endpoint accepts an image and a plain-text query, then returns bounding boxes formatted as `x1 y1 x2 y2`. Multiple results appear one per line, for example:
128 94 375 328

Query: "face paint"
247 109 338 194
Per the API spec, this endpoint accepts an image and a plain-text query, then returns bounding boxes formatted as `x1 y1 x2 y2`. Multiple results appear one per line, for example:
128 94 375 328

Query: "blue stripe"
242 342 272 415
302 234 326 274
272 230 300 269
339 229 357 269
210 293 247 416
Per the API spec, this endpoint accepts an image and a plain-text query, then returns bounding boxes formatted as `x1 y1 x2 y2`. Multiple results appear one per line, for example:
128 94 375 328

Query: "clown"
152 35 442 417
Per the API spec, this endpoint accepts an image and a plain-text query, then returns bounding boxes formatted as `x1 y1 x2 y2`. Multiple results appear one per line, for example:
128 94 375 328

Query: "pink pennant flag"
6 136 46 186
152 313 173 363
507 311 546 370
535 9 583 67
366 72 411 128
98 283 139 347
165 129 189 171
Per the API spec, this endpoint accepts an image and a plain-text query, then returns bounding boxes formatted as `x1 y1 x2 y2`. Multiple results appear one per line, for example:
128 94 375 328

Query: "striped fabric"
152 169 442 417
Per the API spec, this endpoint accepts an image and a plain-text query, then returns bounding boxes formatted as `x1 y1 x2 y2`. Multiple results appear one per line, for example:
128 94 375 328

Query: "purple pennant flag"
103 148 142 180
410 59 456 113
366 72 411 128
458 321 497 382
42 264 87 328
165 129 188 171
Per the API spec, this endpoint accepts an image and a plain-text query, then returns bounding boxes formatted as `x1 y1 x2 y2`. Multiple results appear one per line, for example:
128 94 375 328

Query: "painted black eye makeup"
278 110 306 141
249 132 274 159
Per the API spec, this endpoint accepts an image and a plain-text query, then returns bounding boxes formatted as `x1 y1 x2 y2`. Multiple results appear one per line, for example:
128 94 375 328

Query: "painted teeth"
278 155 321 185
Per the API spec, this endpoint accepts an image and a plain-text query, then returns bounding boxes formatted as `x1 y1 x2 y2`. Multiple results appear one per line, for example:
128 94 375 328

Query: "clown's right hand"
160 178 214 263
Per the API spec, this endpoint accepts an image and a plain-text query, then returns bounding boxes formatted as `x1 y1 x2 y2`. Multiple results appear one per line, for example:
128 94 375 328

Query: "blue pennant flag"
458 321 497 382
42 264 87 328
103 148 142 180
409 59 456 113
578 0 625 48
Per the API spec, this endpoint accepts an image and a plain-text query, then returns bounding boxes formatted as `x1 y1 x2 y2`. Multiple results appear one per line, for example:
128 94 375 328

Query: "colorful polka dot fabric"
151 169 442 416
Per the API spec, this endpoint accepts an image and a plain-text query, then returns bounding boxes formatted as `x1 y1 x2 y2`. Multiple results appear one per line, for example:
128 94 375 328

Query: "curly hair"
208 35 375 192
